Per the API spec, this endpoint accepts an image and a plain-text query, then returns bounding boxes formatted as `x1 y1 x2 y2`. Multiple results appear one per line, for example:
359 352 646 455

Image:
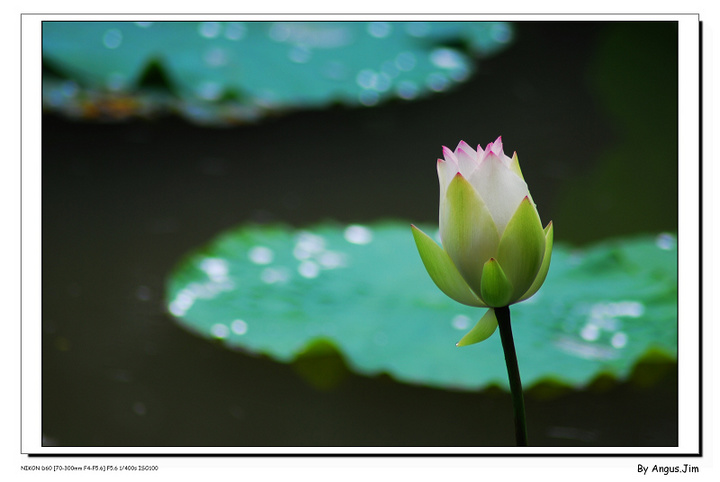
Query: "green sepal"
441 173 500 296
496 197 546 302
456 308 498 347
411 225 487 307
509 152 524 180
480 258 514 307
518 221 554 302
510 152 535 206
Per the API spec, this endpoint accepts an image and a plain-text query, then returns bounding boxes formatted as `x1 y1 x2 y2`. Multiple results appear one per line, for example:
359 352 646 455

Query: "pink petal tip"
491 136 504 155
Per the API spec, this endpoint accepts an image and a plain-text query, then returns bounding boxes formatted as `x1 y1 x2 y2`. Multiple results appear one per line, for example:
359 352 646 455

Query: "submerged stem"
495 305 528 446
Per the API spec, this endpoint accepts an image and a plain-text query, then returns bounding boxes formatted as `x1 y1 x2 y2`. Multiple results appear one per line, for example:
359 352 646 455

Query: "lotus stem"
496 305 528 446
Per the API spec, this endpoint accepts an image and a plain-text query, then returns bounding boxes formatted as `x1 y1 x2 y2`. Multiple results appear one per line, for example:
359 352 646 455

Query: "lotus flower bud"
412 137 553 346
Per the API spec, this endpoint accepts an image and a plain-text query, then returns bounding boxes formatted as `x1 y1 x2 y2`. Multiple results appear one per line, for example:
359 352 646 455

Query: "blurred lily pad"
166 222 677 391
42 21 514 124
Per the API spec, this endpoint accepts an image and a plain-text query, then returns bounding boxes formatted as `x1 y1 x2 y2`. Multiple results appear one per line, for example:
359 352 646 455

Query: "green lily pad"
166 222 677 391
42 21 513 124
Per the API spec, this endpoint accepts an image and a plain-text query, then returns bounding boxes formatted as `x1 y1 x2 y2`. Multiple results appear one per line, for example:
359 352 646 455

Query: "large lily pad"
166 222 677 391
42 21 513 124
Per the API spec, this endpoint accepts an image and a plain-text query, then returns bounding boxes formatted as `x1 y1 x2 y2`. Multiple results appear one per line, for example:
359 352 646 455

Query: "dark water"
41 21 678 448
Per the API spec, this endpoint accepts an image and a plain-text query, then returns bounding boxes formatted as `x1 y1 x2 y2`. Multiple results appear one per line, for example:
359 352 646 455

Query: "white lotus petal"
468 152 529 235
454 140 480 176
442 145 459 165
437 158 457 193
489 136 503 156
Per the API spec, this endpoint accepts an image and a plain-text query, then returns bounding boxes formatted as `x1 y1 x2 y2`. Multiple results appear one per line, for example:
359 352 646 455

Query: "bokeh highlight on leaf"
43 21 514 124
166 222 677 391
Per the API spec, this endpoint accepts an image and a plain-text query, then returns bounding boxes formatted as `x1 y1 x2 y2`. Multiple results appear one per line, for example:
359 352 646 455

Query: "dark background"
42 21 678 447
